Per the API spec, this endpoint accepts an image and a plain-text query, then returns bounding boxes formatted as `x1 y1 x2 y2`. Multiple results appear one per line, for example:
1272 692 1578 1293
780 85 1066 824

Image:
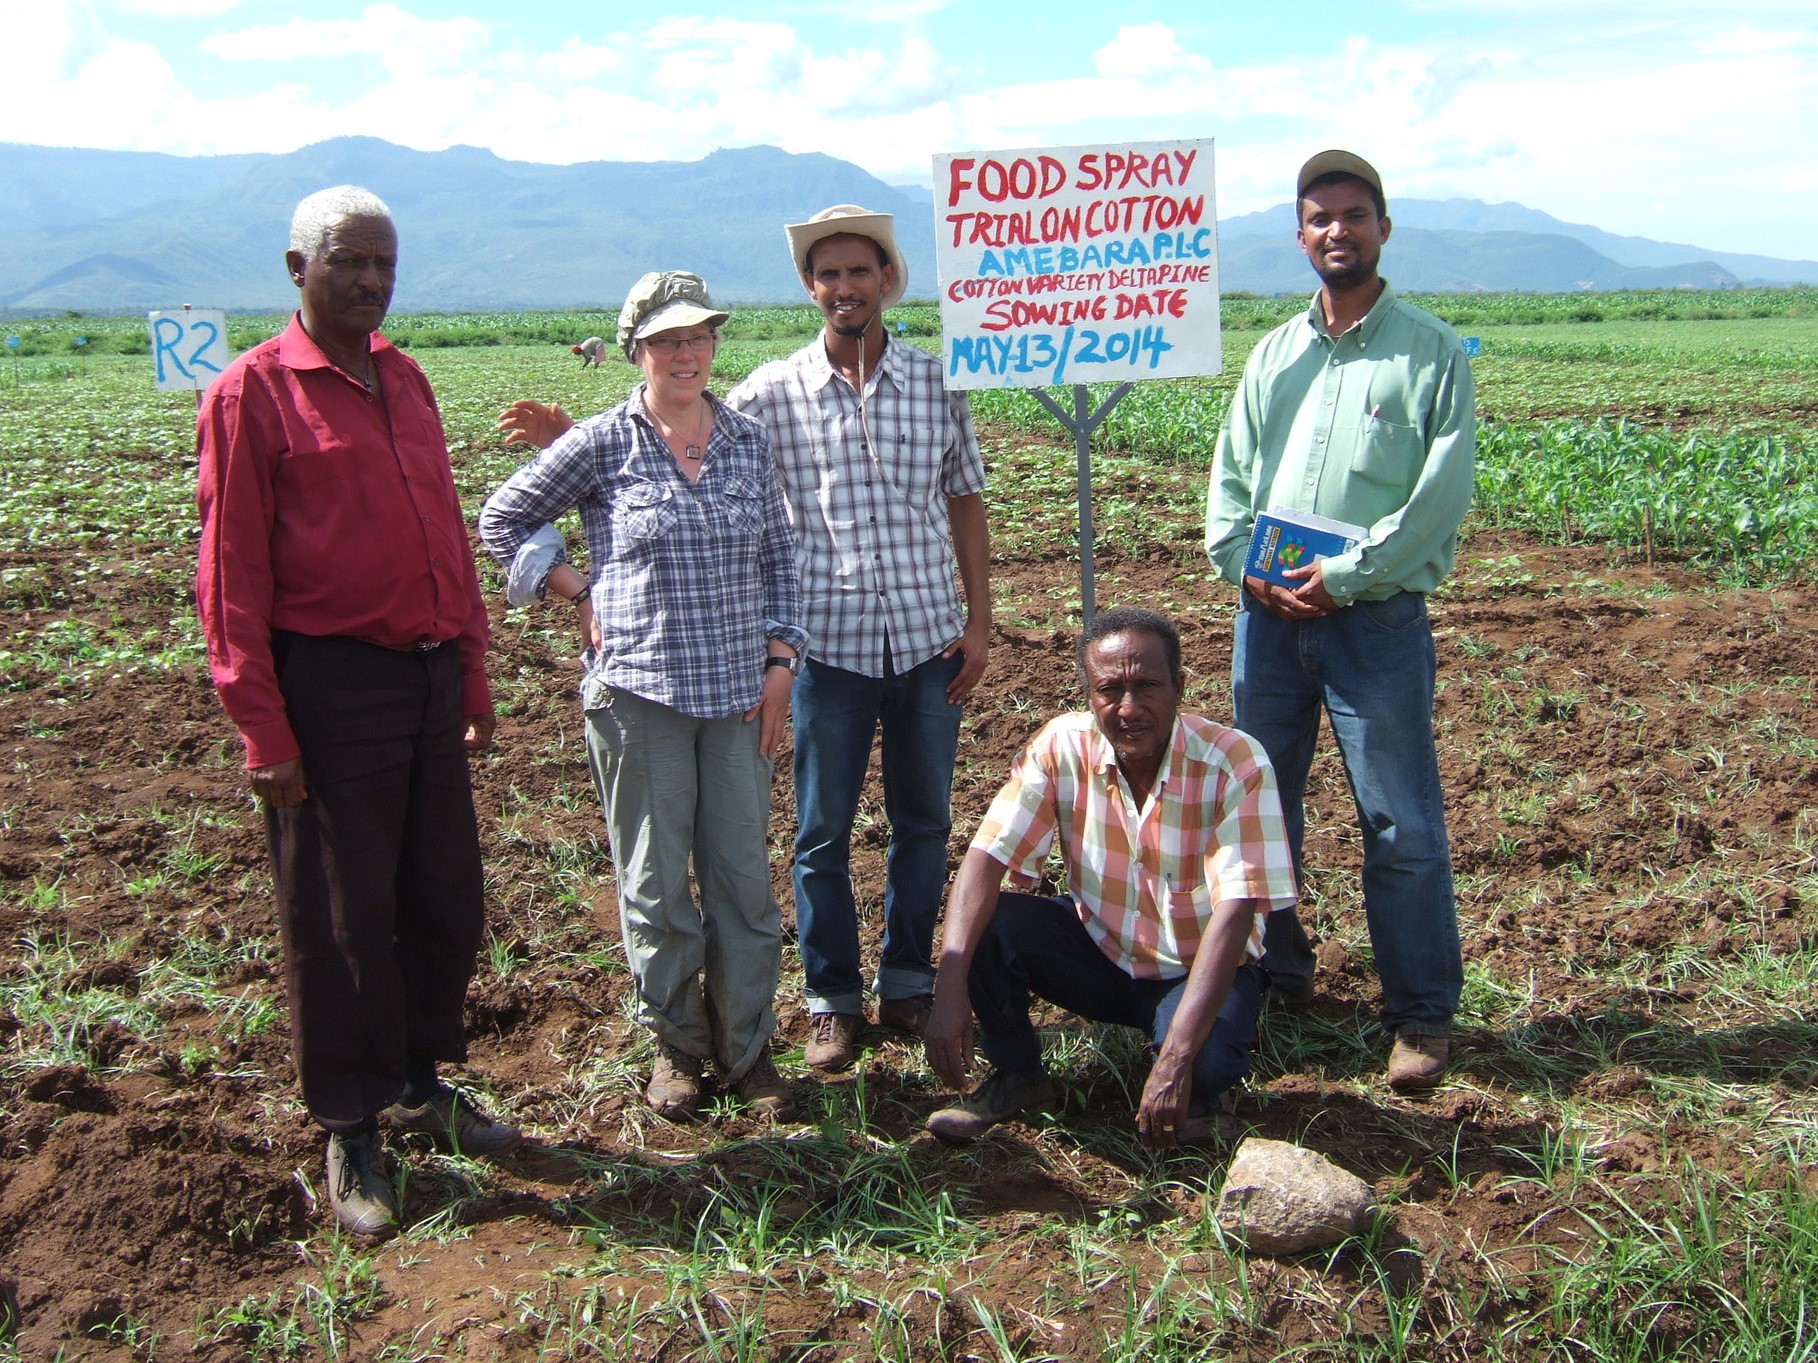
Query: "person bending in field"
572 336 606 368
195 185 519 1241
923 608 1297 1148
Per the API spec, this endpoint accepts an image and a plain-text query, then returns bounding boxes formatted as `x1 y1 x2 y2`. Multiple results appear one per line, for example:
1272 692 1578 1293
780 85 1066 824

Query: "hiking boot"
647 1041 704 1119
1176 1087 1241 1144
877 994 933 1037
385 1086 521 1155
926 1069 1057 1144
1387 1032 1450 1092
325 1129 399 1238
1267 975 1318 1011
736 1050 796 1119
804 1012 863 1072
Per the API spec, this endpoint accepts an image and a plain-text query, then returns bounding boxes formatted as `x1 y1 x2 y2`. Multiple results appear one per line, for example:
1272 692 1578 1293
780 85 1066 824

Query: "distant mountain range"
1 138 1809 315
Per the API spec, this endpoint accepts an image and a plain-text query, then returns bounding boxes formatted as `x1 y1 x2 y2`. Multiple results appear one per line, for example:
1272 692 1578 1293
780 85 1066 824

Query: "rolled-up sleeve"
754 435 808 657
478 430 598 592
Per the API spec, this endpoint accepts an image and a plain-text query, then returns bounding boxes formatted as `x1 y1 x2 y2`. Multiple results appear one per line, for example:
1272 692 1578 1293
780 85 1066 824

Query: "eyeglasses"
643 332 716 355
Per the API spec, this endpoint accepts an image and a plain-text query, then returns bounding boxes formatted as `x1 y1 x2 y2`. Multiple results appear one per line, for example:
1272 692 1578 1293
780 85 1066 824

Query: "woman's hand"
576 595 601 656
744 660 795 758
497 400 576 449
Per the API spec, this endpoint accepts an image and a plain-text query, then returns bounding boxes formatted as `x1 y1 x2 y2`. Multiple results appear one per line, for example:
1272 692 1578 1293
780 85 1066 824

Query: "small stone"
1213 1137 1377 1254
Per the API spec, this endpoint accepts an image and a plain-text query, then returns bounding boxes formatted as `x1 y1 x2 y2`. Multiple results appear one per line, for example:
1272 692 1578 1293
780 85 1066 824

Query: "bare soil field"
3 487 1816 1357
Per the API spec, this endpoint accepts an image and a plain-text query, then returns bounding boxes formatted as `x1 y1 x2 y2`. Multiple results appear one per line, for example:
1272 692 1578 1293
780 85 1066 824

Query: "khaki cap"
1297 150 1385 202
616 271 730 357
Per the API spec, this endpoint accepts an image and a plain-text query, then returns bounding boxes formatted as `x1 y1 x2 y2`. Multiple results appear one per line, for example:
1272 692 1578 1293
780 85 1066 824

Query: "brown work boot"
736 1050 796 1119
1176 1087 1241 1144
1387 1032 1451 1092
804 1011 863 1072
385 1087 521 1155
926 1069 1057 1144
647 1041 704 1119
325 1129 399 1239
877 994 933 1037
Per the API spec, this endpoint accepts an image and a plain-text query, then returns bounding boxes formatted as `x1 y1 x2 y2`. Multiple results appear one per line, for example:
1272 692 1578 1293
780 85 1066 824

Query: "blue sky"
11 0 1814 258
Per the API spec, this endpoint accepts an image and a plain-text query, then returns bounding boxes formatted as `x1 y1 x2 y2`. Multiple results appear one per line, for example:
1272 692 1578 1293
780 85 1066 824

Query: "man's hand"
743 662 795 758
1244 563 1338 621
943 619 990 704
497 400 576 450
464 713 497 752
250 758 307 809
923 971 976 1091
1135 1046 1195 1151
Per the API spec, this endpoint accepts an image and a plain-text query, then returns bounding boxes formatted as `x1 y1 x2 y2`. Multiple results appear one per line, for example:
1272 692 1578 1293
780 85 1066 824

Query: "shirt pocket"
720 475 767 537
1164 876 1212 945
1352 411 1424 492
613 480 677 542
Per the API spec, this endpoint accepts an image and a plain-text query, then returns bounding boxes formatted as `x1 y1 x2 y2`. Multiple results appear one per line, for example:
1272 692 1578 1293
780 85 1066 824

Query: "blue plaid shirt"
479 387 807 718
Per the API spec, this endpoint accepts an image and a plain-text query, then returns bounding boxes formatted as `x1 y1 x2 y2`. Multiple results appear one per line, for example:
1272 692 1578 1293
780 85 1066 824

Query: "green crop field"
2 290 1817 1361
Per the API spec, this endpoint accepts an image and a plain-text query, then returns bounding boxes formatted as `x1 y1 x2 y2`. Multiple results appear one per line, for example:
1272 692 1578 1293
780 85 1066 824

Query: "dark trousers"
968 892 1266 1105
265 633 485 1132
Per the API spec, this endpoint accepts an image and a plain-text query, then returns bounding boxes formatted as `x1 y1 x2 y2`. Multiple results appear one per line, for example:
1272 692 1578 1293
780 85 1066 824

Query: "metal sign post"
1032 382 1132 627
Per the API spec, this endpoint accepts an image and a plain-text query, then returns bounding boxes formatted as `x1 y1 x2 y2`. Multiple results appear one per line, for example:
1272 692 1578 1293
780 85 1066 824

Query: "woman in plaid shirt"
481 272 807 1122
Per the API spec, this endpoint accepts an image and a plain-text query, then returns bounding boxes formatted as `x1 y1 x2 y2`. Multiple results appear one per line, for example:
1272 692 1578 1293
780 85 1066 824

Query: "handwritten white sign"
147 310 229 392
933 138 1221 390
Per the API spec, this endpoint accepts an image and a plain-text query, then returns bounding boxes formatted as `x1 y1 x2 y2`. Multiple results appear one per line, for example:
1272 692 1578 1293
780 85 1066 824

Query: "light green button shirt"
1205 282 1476 603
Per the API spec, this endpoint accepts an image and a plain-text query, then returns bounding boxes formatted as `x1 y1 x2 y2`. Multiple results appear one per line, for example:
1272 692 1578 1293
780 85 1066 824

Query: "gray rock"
1214 1137 1378 1254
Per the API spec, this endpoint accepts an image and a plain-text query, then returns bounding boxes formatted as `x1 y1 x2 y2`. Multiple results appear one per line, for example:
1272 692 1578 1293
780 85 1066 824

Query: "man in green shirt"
1205 149 1475 1091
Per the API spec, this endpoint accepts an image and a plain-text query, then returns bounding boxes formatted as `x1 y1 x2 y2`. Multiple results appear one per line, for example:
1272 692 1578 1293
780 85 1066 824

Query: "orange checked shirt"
971 712 1297 980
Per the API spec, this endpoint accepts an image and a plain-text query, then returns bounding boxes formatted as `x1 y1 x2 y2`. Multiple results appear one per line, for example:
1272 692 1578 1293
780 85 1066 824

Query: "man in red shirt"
196 185 518 1239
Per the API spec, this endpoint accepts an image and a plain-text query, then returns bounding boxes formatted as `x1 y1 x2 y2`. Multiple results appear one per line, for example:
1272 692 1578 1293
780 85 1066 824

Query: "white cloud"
9 3 1814 257
106 0 246 14
1094 23 1212 79
201 3 488 77
529 38 626 85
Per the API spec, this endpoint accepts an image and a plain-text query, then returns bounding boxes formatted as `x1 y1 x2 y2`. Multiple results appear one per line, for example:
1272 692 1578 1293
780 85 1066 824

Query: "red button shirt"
196 315 492 769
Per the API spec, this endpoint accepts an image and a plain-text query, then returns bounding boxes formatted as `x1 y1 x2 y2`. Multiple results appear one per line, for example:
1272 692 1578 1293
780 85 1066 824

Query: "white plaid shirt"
726 335 986 678
478 387 806 719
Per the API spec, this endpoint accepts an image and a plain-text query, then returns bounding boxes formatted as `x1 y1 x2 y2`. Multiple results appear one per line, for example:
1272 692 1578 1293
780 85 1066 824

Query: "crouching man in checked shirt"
923 608 1297 1147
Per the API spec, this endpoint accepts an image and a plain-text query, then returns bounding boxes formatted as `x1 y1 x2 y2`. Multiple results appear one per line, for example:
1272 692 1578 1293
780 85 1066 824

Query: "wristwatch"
765 655 801 676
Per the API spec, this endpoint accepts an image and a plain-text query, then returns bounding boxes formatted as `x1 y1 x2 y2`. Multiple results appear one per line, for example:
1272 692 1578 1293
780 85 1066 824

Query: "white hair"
289 186 394 259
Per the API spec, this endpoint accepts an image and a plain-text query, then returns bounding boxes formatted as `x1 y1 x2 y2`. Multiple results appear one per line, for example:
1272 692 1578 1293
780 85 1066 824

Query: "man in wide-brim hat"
727 205 993 1075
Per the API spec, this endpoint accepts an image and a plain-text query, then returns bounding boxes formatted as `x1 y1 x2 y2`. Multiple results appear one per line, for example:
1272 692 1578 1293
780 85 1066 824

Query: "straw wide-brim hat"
783 205 909 310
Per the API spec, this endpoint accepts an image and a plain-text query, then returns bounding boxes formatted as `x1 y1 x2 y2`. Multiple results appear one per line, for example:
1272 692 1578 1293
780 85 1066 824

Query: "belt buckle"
413 638 442 653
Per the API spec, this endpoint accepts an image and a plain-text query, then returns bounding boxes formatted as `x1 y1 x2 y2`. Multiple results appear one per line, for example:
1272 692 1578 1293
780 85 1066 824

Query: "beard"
828 307 876 340
1312 254 1376 289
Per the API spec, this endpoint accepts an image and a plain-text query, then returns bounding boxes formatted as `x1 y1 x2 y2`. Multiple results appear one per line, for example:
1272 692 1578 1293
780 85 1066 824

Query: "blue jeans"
969 893 1265 1104
792 650 963 1015
1233 591 1461 1033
